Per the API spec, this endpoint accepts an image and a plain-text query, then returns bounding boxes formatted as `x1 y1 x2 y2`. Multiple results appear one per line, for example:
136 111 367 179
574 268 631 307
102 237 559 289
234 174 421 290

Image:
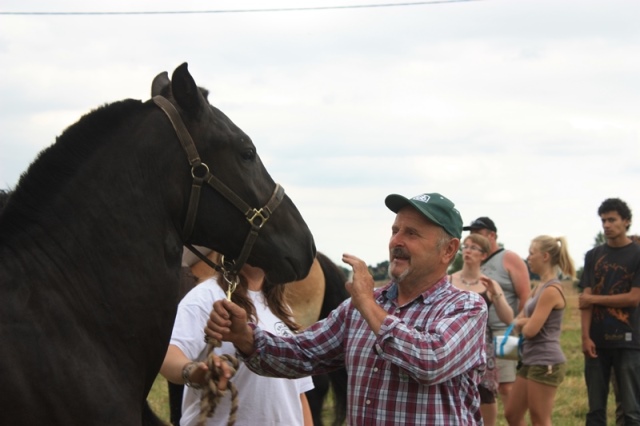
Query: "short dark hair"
598 198 632 229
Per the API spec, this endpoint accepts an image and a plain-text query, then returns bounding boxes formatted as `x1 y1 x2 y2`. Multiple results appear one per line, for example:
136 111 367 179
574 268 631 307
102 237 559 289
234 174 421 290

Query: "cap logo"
412 194 431 203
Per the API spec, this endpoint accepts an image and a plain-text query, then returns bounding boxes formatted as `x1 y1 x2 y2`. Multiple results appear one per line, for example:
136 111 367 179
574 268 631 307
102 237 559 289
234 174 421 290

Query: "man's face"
387 206 456 285
600 211 629 240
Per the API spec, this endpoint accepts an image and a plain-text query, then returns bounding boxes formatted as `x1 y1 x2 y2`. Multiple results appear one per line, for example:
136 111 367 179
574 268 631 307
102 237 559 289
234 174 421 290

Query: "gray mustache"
391 247 410 258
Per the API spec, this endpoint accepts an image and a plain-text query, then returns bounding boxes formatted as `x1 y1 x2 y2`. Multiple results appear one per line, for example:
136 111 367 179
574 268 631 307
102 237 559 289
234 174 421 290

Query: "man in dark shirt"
579 198 640 425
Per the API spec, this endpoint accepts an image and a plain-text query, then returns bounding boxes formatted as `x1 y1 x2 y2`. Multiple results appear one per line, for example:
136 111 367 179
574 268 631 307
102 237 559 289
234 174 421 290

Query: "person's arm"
580 287 597 358
373 293 487 385
343 253 487 384
166 282 233 388
579 287 640 309
578 252 598 358
300 393 313 426
514 285 563 339
160 344 231 389
480 276 514 324
342 253 387 334
504 251 531 313
206 298 347 378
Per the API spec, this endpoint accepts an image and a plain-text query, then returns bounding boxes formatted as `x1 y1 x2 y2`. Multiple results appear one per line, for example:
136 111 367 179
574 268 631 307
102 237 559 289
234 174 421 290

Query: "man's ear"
443 238 460 264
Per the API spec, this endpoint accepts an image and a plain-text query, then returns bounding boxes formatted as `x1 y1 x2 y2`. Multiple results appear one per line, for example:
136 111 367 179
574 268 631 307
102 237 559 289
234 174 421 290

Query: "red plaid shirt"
241 277 487 425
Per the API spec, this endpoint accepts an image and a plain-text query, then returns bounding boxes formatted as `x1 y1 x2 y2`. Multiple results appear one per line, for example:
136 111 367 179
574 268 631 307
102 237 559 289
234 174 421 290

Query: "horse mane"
0 189 11 211
1 99 145 229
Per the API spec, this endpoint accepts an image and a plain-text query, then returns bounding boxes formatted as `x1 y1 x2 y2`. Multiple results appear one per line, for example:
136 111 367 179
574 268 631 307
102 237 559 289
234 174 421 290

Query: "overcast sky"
2 0 639 271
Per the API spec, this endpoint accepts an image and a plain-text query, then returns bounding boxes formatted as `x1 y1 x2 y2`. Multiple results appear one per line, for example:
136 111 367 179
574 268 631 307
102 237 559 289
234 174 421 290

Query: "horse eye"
241 149 256 161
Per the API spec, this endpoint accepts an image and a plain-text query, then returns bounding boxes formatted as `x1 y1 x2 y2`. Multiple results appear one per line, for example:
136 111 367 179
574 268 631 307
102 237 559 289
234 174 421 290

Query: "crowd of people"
160 193 640 426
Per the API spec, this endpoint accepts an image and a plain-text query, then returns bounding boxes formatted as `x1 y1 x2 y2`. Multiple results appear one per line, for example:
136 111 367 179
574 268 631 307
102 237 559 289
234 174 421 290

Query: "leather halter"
152 95 285 281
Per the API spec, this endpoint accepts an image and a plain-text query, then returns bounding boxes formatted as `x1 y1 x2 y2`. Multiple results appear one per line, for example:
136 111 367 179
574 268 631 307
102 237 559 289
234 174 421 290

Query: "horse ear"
171 62 203 115
151 71 171 98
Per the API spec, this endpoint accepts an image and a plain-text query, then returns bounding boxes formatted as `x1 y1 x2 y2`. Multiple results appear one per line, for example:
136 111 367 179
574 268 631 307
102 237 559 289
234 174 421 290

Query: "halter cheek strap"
152 95 285 280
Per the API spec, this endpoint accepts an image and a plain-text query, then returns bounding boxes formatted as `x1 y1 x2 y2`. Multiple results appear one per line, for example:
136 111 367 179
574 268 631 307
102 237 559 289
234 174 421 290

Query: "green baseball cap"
385 192 463 239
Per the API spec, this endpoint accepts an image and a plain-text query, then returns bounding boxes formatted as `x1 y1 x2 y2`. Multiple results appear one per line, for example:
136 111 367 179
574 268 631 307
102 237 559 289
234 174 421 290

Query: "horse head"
150 63 316 285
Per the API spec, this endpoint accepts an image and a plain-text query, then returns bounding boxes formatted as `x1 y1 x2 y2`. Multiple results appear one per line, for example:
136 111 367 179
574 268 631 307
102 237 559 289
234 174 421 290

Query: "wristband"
182 361 203 389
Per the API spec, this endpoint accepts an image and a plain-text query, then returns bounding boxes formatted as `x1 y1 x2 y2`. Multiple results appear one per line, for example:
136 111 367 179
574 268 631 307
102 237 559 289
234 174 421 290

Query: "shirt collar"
380 275 451 305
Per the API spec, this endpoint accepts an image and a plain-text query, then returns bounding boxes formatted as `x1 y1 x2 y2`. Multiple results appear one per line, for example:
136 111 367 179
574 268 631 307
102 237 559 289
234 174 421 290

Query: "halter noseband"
152 95 285 280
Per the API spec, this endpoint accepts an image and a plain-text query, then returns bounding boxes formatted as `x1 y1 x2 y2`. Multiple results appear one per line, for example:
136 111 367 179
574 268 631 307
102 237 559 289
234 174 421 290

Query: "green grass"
148 376 170 422
147 281 620 425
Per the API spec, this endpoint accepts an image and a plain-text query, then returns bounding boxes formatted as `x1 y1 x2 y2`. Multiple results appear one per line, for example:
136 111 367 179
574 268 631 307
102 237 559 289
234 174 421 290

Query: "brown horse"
291 252 349 426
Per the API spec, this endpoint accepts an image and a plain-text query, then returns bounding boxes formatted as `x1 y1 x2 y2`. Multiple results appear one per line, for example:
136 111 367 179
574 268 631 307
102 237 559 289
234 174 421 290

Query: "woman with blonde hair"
505 235 576 426
451 233 514 426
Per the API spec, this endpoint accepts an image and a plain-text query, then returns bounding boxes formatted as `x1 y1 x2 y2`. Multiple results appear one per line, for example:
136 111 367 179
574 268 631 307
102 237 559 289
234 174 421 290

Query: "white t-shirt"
170 277 313 426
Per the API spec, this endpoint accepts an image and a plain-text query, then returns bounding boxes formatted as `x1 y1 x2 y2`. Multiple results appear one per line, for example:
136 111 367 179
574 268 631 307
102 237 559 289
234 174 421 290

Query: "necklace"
461 277 480 287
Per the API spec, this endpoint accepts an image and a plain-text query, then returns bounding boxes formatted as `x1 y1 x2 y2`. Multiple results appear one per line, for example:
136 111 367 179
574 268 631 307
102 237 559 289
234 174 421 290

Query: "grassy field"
147 280 619 425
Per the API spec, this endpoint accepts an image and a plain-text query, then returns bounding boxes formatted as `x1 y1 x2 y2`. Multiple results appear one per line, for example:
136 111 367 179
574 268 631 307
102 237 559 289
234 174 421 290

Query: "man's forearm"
355 299 388 334
580 308 592 340
588 293 639 308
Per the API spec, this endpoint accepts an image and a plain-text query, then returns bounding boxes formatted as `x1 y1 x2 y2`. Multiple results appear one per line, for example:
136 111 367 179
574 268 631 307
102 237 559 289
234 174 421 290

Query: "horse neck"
0 112 189 298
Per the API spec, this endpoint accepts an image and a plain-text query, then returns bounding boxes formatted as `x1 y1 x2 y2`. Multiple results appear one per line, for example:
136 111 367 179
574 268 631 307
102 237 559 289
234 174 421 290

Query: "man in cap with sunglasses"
464 217 531 422
207 192 488 425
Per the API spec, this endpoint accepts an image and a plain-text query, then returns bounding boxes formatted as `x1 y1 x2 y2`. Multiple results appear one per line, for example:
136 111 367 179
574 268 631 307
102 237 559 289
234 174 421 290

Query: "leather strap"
152 95 285 278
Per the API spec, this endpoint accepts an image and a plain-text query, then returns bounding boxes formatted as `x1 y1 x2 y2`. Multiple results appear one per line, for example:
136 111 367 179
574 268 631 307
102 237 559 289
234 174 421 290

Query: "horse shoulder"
285 257 325 329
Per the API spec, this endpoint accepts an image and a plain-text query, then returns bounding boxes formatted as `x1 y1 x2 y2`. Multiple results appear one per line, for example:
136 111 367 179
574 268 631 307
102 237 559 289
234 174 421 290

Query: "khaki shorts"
517 363 566 387
496 358 517 383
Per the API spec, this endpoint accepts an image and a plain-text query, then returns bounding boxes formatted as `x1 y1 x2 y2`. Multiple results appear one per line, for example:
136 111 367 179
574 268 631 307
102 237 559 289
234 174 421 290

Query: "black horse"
0 63 315 425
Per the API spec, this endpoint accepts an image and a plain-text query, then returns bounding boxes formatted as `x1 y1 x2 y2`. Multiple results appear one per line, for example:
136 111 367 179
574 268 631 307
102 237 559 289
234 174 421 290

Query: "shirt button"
366 400 371 405
373 367 379 372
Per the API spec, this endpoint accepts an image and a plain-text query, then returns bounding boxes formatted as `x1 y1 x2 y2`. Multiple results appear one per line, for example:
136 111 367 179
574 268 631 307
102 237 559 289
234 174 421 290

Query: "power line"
0 0 482 16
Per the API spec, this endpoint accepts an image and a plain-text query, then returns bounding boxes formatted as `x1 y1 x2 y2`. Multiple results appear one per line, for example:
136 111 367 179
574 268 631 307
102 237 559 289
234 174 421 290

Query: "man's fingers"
204 319 226 341
342 253 368 275
212 300 231 318
342 253 363 268
205 302 234 341
223 299 244 319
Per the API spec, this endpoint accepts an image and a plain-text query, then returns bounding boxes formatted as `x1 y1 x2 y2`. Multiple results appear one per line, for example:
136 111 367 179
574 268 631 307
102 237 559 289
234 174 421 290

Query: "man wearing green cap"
206 192 488 425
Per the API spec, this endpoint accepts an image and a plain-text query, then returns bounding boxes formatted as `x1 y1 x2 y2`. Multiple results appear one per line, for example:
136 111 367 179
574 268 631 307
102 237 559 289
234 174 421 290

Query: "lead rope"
196 276 240 426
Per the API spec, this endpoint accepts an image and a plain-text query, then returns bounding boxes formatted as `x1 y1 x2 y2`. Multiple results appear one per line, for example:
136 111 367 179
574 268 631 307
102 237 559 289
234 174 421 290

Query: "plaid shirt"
241 276 487 425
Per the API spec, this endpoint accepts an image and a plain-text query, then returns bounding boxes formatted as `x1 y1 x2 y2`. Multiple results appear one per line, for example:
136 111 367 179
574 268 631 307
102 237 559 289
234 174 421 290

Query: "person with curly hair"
579 198 640 425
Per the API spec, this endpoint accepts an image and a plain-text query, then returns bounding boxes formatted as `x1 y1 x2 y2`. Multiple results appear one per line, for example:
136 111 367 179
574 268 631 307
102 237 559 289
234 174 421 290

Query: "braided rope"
196 341 240 426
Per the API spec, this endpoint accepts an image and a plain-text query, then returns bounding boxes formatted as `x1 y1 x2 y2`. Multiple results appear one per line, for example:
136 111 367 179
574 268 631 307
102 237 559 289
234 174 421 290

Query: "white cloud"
1 0 639 269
